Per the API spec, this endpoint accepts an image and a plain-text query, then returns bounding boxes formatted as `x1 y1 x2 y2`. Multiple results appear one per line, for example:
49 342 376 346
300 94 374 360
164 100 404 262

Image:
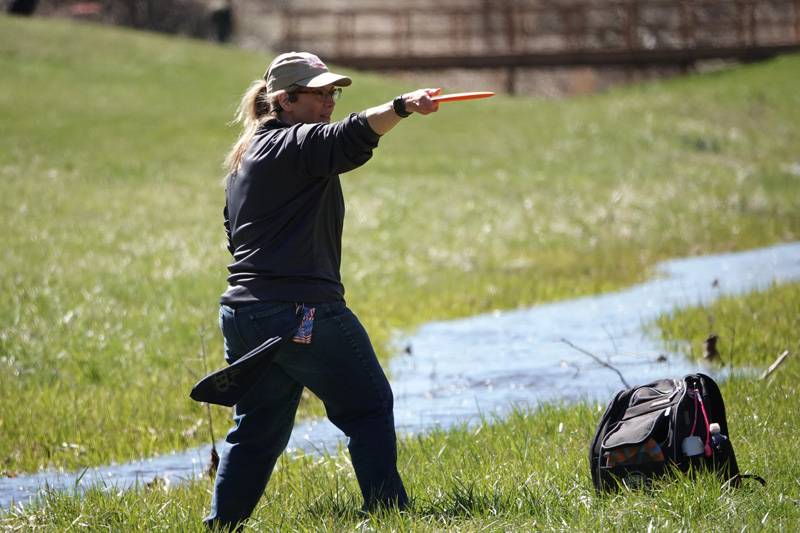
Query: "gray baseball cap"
264 52 352 92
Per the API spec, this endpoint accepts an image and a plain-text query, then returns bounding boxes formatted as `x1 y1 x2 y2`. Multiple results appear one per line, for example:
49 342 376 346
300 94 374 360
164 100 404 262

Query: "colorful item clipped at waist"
293 305 315 344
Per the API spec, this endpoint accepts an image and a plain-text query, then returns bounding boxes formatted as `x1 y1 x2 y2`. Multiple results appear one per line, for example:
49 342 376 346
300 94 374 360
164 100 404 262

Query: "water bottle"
708 421 739 481
709 422 728 455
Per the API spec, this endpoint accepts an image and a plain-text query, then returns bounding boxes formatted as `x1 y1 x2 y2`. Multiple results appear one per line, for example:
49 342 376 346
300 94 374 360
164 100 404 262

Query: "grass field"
3 284 799 530
1 12 799 529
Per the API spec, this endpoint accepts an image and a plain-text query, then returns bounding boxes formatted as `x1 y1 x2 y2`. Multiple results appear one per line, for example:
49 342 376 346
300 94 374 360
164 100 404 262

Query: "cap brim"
296 71 352 88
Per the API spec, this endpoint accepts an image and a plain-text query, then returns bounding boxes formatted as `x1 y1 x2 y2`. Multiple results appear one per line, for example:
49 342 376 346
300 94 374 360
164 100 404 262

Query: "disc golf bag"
589 373 764 491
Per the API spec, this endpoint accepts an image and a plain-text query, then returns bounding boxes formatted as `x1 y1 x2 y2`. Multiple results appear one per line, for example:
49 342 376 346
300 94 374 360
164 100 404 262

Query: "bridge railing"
274 0 800 65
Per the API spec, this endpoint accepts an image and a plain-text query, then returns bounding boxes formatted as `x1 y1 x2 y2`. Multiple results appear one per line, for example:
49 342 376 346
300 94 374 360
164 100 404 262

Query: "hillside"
1 13 799 475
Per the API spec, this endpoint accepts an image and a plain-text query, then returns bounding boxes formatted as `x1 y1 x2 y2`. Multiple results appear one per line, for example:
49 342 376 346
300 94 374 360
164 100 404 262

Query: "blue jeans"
204 301 407 530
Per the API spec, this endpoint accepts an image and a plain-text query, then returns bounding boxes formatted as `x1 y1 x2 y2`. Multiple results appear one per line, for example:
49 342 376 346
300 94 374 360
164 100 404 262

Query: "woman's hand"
403 88 441 115
365 88 441 135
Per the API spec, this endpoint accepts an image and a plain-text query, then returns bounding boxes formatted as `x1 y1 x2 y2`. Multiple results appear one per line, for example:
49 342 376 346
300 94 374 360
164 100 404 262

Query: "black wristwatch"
392 95 411 118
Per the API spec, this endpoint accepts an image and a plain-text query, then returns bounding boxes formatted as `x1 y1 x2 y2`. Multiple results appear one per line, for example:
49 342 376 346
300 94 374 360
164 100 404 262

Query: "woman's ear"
277 91 293 110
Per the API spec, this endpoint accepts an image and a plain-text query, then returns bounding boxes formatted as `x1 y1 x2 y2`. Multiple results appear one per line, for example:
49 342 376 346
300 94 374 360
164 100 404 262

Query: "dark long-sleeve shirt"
220 112 381 306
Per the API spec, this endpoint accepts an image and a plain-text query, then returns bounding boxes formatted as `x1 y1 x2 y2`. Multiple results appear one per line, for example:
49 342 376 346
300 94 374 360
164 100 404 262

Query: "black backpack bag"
589 373 764 491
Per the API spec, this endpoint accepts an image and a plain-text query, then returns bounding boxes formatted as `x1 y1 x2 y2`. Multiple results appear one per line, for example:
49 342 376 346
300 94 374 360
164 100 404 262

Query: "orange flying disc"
431 91 495 103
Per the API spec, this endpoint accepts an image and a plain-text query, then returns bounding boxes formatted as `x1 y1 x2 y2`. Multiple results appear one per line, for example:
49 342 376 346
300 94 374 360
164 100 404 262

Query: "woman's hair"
223 79 287 175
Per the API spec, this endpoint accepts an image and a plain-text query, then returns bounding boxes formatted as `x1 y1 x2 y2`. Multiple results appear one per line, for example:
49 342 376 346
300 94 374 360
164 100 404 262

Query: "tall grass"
1 13 799 479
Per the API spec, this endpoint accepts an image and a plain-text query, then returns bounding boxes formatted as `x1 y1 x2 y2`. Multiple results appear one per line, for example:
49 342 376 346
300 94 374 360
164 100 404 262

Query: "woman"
205 51 439 530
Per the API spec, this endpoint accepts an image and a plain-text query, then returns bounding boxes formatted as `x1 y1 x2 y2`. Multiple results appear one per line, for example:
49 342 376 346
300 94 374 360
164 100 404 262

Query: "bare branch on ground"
560 338 630 388
759 349 791 381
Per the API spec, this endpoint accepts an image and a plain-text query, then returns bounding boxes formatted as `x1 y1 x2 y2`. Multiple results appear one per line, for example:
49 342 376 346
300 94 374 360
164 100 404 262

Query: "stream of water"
2 241 798 509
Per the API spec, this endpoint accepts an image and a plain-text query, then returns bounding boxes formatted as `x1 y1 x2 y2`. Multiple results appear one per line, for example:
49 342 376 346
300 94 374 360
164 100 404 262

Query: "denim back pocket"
246 302 298 344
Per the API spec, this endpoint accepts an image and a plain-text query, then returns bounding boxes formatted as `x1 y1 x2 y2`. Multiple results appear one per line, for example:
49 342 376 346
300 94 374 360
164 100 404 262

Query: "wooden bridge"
273 0 800 90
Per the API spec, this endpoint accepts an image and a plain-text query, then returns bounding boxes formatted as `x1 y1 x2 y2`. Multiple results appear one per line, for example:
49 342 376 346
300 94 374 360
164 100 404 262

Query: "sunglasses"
293 87 343 102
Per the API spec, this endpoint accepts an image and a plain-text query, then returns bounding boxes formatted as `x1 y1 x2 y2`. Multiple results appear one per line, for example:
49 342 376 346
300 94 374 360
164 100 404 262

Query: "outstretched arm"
365 88 441 135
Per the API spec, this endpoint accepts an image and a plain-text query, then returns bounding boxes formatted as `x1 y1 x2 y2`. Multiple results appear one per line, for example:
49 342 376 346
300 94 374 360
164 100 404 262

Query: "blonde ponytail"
224 79 283 176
